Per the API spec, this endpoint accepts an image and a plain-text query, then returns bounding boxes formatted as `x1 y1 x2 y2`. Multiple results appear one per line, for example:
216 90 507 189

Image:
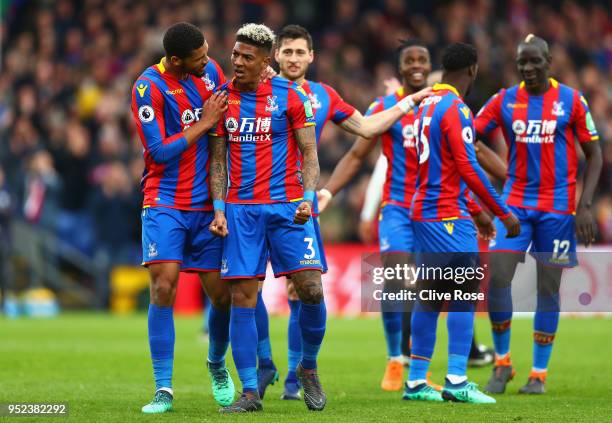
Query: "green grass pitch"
2 314 611 422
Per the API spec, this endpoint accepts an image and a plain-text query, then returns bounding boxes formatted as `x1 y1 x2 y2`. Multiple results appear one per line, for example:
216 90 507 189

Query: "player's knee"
299 281 324 304
230 289 257 307
151 277 176 306
489 254 518 288
209 290 231 310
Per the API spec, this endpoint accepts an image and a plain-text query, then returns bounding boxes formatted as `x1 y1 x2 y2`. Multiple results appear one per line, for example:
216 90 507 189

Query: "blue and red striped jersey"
301 80 356 142
131 58 226 210
212 77 316 203
365 87 418 209
475 78 599 214
411 83 511 221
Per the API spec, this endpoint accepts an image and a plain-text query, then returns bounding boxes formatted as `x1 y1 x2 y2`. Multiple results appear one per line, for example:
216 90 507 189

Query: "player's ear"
468 64 478 79
308 50 314 64
169 55 182 67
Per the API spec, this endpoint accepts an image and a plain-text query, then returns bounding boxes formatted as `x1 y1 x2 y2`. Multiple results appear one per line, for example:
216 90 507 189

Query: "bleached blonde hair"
236 23 275 51
521 33 549 54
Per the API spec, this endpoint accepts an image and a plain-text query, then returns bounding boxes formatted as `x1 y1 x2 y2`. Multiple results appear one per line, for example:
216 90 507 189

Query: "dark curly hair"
441 42 478 72
163 22 205 59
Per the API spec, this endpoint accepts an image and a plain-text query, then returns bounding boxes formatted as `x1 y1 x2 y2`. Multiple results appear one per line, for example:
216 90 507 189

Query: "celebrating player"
208 23 326 413
359 154 499 370
476 34 602 395
132 22 233 413
404 42 520 404
319 40 503 392
253 25 431 400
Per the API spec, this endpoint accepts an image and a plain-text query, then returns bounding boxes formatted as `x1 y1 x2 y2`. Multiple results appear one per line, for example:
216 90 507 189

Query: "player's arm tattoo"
295 125 319 192
209 135 227 201
338 112 364 135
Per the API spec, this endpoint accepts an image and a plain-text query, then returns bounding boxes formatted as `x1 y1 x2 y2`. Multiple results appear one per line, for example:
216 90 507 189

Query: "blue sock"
255 291 273 368
287 299 302 380
202 295 211 333
446 300 474 377
230 306 258 392
409 302 438 381
381 311 402 358
488 285 513 356
299 302 326 370
409 357 430 384
148 304 174 391
533 293 559 370
207 305 230 367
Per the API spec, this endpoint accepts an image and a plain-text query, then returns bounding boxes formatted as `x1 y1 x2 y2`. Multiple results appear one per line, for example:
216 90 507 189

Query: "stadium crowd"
1 0 610 273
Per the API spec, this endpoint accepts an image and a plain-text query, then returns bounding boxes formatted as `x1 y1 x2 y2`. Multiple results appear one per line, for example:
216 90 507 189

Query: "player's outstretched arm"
576 141 602 246
338 87 432 138
208 135 228 237
317 135 378 213
474 140 507 181
294 125 319 224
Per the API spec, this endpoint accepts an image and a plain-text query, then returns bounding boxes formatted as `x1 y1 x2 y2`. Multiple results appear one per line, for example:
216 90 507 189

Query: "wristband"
397 95 415 114
318 188 333 201
304 190 315 202
213 199 225 212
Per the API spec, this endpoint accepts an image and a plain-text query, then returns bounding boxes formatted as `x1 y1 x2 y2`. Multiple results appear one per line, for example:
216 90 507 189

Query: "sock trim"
446 374 468 385
157 387 173 396
407 379 427 388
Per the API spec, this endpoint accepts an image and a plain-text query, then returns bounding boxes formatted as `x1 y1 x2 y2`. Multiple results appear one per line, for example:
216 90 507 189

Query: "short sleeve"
572 92 599 143
323 83 357 124
287 84 316 130
474 90 504 138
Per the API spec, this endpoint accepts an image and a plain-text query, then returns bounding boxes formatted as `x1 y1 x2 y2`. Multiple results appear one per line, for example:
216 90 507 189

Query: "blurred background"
0 0 610 314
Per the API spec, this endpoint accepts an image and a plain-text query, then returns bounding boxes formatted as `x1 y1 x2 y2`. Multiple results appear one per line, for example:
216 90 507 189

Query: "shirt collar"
519 77 558 90
432 83 460 97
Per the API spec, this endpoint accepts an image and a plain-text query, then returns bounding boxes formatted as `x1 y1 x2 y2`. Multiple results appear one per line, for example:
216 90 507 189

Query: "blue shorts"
490 205 577 267
222 203 324 279
413 219 479 268
313 217 328 273
141 207 222 271
378 204 414 254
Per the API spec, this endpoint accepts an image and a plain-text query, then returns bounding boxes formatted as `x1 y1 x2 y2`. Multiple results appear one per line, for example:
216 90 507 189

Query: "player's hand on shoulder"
293 201 312 224
209 210 228 237
317 189 333 213
201 91 228 126
576 205 597 247
501 212 521 238
260 66 277 81
472 211 496 241
410 86 433 105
